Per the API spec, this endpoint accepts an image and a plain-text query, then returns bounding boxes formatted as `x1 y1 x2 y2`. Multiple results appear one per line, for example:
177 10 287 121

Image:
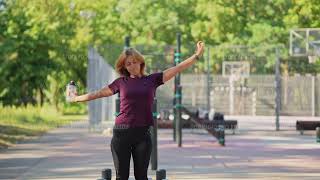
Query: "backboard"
222 61 250 79
289 28 320 58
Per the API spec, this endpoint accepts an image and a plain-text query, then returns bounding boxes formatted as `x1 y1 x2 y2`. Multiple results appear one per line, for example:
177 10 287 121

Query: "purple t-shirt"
108 72 164 127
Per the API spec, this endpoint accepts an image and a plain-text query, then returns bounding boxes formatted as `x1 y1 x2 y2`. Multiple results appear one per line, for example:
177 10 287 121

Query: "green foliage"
61 102 88 115
0 105 86 148
1 0 320 107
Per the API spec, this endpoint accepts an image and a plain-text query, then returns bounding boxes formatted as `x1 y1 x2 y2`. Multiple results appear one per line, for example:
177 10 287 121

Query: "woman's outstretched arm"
163 41 205 83
71 86 114 102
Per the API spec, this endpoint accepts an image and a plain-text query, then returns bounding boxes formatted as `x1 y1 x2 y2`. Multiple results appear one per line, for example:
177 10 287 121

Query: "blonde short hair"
115 48 146 77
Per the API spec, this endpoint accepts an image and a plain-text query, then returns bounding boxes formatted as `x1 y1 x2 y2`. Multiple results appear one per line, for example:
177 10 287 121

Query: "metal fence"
87 47 117 128
87 43 320 128
156 74 319 116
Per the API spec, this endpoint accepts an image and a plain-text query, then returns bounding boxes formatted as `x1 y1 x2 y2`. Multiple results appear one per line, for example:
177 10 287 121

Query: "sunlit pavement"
0 117 319 180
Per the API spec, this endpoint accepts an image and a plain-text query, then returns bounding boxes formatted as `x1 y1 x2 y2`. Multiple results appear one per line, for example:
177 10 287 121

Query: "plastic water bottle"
66 81 77 102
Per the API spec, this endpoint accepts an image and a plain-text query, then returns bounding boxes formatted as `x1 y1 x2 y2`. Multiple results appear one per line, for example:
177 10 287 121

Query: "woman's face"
125 56 141 76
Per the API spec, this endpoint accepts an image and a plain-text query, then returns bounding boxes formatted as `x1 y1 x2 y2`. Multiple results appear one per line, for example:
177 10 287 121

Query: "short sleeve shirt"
108 72 164 127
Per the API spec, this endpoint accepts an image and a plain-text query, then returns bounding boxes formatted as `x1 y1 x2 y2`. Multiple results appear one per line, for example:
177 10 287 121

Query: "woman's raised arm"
71 86 114 102
163 41 205 83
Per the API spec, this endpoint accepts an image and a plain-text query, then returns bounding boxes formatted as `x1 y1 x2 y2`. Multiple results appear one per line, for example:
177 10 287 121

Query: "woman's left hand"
195 41 205 57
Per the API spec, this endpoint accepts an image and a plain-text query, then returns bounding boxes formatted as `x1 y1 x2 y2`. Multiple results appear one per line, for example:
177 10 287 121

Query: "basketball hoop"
222 61 250 78
229 73 241 83
290 28 320 64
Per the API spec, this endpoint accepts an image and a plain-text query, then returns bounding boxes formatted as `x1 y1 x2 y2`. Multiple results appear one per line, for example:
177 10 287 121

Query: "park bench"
296 120 320 135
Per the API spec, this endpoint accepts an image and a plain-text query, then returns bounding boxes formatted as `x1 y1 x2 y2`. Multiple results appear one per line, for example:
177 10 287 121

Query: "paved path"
0 117 319 180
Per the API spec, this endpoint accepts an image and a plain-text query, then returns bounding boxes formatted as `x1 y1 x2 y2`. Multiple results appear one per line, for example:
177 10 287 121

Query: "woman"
70 41 205 180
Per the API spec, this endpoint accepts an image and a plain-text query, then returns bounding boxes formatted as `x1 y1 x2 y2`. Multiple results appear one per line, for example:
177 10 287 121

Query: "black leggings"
110 126 152 180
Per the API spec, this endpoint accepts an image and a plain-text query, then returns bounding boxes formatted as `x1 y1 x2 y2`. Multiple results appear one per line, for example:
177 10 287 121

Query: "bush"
0 105 86 148
61 102 88 115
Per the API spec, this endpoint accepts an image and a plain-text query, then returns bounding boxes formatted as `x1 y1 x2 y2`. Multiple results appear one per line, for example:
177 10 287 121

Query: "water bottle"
66 81 77 102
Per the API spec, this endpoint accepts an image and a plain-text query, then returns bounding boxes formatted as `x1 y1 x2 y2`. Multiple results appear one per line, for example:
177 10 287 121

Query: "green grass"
0 105 87 149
